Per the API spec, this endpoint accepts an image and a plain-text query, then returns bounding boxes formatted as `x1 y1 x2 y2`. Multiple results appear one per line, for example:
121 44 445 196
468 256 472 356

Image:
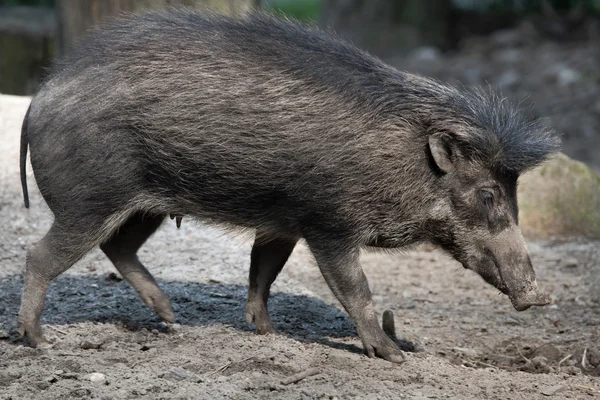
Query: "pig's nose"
509 280 551 311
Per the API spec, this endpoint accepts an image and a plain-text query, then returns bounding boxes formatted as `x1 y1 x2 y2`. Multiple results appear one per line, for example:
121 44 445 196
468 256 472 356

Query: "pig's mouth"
508 284 551 311
479 248 509 294
490 256 509 295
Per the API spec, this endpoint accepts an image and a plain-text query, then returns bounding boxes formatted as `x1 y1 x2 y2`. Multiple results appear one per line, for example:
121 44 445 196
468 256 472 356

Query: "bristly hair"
444 87 561 174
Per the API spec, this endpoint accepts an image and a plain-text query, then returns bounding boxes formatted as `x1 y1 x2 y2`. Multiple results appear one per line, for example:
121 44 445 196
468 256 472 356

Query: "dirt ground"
1 28 600 399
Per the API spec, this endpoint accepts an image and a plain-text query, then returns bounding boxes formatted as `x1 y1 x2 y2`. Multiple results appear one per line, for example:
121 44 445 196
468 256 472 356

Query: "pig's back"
27 10 427 233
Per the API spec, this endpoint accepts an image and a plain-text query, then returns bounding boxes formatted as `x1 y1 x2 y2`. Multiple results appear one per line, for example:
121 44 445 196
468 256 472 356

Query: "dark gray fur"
19 9 560 362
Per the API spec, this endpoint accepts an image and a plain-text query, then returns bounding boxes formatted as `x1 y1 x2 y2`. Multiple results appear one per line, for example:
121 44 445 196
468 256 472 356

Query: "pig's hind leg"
18 213 121 348
100 212 174 323
245 230 297 334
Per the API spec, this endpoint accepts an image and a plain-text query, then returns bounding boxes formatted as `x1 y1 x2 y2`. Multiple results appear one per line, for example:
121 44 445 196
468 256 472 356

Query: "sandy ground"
1 89 599 400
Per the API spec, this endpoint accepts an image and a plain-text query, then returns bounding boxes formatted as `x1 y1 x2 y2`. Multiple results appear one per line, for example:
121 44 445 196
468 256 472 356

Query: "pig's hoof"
364 337 406 364
17 322 52 349
245 303 277 335
140 290 175 323
255 323 277 335
36 341 55 350
245 313 277 335
155 301 175 324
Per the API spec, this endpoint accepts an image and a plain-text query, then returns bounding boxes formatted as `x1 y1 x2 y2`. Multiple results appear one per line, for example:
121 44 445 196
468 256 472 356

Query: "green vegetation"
263 0 321 22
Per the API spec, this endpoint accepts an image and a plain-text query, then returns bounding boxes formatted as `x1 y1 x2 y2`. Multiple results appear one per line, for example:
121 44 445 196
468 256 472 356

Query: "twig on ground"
581 347 591 371
557 354 572 372
474 360 498 369
516 346 530 363
578 385 600 394
47 326 68 335
281 367 321 385
204 355 256 377
411 298 436 303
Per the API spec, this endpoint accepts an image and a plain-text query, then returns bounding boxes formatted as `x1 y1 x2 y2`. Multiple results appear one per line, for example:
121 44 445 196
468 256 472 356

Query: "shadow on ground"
0 273 370 352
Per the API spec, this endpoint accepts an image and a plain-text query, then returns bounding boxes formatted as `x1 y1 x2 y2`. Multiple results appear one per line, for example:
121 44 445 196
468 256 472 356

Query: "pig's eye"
478 189 494 207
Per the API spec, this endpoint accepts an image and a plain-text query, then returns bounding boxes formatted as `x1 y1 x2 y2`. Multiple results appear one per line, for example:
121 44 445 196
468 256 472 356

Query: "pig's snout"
479 226 551 312
509 280 551 311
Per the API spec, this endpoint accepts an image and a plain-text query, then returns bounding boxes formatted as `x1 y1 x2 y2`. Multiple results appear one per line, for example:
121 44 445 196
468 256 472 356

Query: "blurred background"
0 0 599 170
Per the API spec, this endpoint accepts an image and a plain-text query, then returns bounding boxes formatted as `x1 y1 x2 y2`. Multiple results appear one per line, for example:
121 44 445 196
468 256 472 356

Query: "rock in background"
519 153 600 240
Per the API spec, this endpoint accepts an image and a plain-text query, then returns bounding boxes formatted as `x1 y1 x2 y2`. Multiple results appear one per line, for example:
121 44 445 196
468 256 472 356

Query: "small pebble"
81 340 103 350
88 372 107 386
451 347 478 358
531 343 561 360
564 365 581 376
328 351 363 363
541 384 566 396
587 348 600 367
0 330 9 339
520 360 535 372
563 257 578 269
531 356 548 367
168 368 196 381
70 388 90 397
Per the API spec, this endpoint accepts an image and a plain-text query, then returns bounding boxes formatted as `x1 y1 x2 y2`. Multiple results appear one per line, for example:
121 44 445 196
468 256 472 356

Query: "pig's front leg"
305 235 405 364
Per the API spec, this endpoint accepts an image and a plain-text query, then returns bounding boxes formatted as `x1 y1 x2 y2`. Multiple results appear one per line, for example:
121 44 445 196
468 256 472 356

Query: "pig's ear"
429 133 456 173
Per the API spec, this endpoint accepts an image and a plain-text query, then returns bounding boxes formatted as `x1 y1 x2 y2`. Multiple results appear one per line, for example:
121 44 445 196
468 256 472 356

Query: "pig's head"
424 90 560 311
